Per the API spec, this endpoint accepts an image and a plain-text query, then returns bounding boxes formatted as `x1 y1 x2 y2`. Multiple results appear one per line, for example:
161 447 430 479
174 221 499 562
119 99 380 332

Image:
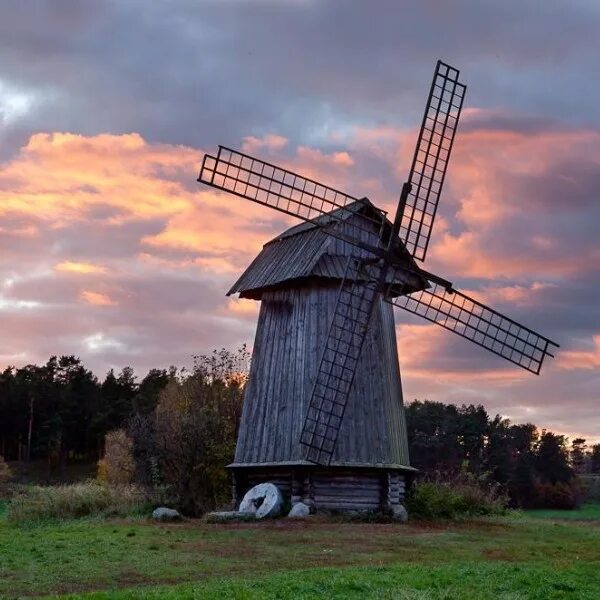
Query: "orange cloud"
80 290 117 306
395 322 527 384
55 261 107 275
225 297 259 317
462 282 557 306
0 132 195 224
0 132 290 275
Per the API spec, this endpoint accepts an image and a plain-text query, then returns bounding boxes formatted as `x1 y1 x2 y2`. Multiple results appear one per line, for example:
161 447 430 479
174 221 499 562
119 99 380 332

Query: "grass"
525 503 600 521
6 482 149 523
0 504 598 598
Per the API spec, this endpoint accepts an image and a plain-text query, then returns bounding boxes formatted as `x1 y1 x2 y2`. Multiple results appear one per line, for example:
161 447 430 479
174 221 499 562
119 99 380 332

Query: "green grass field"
1 504 599 599
525 503 600 521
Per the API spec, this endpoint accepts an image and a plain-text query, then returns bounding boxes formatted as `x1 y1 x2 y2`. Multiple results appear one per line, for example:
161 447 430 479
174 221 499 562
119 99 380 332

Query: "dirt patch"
481 547 519 562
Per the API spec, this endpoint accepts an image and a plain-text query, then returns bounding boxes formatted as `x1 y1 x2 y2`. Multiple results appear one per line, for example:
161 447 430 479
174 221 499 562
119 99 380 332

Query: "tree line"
0 355 174 465
406 401 599 508
1 351 598 510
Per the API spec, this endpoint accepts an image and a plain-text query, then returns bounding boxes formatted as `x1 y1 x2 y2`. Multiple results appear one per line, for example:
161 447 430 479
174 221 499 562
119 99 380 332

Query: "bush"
406 475 508 520
6 482 150 523
97 429 135 485
0 456 12 484
532 480 581 509
129 348 247 516
581 475 600 503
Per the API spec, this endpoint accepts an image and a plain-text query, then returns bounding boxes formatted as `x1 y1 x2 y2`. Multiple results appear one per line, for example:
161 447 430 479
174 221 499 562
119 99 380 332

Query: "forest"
1 350 598 513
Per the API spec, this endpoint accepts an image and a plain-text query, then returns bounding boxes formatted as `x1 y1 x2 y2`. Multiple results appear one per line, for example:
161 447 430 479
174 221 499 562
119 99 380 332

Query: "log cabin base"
230 465 410 516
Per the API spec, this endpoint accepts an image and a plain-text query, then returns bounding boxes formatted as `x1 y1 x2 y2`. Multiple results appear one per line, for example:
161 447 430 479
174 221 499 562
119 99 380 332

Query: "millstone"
239 483 283 519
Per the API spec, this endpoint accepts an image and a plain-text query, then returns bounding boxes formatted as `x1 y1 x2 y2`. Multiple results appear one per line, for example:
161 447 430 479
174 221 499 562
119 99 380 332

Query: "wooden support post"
231 471 239 508
302 472 314 509
291 469 302 506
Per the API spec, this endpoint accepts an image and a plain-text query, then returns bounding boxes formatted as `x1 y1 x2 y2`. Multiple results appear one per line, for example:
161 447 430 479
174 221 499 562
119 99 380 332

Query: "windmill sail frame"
400 60 466 261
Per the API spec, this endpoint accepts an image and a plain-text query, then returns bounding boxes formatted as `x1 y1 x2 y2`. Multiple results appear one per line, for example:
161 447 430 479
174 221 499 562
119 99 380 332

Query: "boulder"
391 504 409 523
239 483 283 519
152 507 181 521
205 511 256 523
287 502 310 518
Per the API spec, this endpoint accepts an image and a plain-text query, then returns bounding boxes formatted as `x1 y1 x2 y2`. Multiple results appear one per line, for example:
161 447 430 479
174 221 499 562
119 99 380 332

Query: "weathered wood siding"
233 281 411 469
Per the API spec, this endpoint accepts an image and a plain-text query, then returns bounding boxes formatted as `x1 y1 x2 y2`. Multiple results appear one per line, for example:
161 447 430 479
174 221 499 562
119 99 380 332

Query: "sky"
0 0 598 444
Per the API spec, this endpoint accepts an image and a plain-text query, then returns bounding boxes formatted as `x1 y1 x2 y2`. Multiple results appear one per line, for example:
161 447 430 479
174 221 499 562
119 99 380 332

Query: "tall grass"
406 474 508 520
6 481 150 523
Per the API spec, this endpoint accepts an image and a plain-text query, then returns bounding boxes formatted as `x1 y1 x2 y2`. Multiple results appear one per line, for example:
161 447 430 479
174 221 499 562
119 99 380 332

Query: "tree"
484 416 513 485
455 404 488 472
405 400 462 473
133 368 173 415
536 431 573 485
128 348 249 515
590 444 600 474
570 438 587 474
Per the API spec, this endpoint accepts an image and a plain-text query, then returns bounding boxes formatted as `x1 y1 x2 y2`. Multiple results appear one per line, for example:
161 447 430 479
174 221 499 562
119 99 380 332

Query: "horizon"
0 1 598 444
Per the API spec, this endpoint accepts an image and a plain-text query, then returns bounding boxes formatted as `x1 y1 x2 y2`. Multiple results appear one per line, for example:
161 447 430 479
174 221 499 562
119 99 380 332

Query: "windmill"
198 61 559 515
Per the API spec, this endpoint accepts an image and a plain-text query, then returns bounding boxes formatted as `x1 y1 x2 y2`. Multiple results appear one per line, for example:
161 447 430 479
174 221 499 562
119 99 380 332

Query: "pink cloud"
558 334 600 371
241 134 288 154
80 290 117 306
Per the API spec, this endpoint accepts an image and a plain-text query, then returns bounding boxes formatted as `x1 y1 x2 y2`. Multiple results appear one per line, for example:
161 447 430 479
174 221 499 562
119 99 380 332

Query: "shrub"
129 348 247 516
581 475 600 503
97 429 135 485
532 480 581 509
406 475 508 520
0 456 12 484
6 482 149 523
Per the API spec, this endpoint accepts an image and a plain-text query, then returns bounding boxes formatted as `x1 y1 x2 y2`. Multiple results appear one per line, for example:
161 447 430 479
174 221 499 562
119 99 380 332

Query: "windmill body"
229 203 423 511
198 61 558 516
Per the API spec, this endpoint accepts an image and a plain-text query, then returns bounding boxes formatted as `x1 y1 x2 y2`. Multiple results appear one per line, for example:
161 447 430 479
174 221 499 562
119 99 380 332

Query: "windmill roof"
228 200 427 299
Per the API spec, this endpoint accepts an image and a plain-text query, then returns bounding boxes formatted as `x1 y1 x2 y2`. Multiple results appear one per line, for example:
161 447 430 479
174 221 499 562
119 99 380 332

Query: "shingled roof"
228 200 427 299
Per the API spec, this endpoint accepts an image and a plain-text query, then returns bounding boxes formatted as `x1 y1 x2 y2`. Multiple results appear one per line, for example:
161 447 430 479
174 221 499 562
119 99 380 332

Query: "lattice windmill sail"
198 60 559 514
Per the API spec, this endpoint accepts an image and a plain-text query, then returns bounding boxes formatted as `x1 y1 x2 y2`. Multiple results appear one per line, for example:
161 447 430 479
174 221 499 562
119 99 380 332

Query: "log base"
230 465 409 514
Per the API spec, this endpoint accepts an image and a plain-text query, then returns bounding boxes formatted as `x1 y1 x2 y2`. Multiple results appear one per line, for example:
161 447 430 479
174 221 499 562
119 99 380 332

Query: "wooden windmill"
198 61 559 515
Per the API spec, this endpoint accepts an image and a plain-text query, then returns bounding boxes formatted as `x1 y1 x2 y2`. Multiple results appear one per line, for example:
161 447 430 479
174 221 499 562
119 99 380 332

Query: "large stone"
205 511 256 523
391 504 409 522
239 483 283 519
287 502 310 518
152 507 181 521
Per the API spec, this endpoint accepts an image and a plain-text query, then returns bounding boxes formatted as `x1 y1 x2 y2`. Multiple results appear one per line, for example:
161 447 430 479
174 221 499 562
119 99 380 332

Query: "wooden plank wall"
234 282 411 468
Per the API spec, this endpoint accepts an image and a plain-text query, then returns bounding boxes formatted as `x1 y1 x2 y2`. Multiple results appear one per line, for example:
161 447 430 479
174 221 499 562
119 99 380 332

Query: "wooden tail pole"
389 182 412 250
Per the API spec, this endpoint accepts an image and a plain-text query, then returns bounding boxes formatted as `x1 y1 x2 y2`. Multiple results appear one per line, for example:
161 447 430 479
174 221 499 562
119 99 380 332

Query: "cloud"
80 291 117 307
559 334 600 371
56 261 107 275
225 297 260 318
241 134 288 154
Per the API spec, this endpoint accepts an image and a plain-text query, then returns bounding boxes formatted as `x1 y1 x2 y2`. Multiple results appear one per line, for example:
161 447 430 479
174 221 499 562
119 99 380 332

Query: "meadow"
1 501 599 599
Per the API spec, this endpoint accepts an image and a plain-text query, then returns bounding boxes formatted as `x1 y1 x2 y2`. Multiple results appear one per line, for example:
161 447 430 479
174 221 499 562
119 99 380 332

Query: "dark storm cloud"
1 0 599 160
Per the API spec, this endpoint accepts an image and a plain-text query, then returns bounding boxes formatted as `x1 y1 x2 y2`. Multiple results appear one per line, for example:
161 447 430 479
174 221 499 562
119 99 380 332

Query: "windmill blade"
198 146 385 244
388 280 559 375
300 257 382 465
400 60 466 261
